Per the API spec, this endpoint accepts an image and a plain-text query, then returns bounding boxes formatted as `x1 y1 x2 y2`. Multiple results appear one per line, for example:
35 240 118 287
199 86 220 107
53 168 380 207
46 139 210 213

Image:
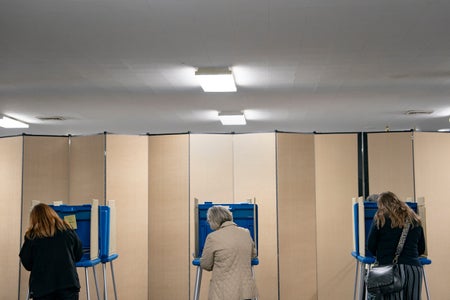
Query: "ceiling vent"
405 110 433 116
37 116 68 121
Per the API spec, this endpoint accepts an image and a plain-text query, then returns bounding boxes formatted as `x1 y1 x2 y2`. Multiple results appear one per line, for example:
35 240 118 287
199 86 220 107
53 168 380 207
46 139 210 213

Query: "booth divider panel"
189 134 234 300
277 133 317 299
148 134 189 299
20 136 70 299
413 132 450 298
0 137 23 300
367 132 414 200
106 135 148 300
69 135 105 204
315 134 358 299
234 133 277 300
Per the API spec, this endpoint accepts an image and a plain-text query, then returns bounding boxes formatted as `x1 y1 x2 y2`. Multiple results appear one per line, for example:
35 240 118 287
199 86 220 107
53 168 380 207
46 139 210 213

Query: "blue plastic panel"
50 204 92 261
99 206 110 259
196 202 258 258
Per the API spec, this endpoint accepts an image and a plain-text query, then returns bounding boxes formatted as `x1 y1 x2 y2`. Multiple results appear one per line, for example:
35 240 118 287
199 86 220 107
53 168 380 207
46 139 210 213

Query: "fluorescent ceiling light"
195 67 237 92
218 112 246 125
0 116 29 128
438 128 450 132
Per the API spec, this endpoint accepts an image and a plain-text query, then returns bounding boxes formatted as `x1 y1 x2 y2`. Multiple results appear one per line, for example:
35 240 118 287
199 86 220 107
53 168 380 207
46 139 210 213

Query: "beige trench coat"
200 221 258 300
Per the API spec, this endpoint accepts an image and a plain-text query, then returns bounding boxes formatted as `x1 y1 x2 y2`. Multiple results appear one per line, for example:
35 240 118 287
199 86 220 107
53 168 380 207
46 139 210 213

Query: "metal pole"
85 268 91 300
193 266 202 300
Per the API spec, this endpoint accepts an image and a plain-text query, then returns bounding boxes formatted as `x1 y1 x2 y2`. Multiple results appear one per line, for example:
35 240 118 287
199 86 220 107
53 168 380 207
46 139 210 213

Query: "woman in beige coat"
200 205 258 300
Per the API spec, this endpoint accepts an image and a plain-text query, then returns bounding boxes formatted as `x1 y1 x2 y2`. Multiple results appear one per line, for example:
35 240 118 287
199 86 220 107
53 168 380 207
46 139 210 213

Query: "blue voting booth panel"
50 204 93 261
196 202 258 258
99 206 110 259
363 201 417 257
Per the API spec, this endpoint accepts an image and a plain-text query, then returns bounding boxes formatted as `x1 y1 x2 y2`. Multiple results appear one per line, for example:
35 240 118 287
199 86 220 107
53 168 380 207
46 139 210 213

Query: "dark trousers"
33 288 79 300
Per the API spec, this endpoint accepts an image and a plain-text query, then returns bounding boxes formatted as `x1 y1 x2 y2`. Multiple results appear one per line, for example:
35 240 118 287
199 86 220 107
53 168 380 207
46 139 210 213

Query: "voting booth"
351 197 431 300
47 200 118 300
192 200 259 300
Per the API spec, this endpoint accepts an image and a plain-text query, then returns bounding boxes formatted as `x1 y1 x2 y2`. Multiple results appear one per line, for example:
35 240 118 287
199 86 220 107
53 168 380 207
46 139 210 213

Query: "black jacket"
367 217 426 266
19 229 83 297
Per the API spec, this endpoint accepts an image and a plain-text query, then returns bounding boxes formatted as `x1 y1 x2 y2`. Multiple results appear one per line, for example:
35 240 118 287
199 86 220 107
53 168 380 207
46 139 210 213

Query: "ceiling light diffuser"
195 67 237 92
218 112 246 125
0 116 29 128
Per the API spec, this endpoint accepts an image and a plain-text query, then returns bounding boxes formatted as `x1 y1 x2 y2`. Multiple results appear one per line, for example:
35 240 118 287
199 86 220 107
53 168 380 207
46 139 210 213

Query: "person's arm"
418 226 426 256
367 221 379 256
248 229 257 258
19 237 33 271
200 235 214 271
72 230 83 262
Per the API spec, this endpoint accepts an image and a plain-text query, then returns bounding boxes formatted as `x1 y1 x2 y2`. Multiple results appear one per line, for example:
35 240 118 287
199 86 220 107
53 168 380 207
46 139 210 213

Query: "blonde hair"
374 191 421 229
25 203 72 239
207 206 233 230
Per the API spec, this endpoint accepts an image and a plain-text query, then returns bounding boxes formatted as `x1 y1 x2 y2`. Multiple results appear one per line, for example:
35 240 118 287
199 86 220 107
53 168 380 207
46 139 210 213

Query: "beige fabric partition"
276 133 317 299
367 132 414 200
315 134 358 299
0 137 23 300
69 135 105 204
413 132 450 297
189 134 234 300
20 136 70 299
68 134 105 300
234 133 277 300
7 130 450 300
148 134 189 299
105 134 148 299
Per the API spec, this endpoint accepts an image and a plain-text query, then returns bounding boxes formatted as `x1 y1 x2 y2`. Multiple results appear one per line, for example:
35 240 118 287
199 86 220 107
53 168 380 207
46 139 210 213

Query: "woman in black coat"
367 191 426 300
20 203 83 300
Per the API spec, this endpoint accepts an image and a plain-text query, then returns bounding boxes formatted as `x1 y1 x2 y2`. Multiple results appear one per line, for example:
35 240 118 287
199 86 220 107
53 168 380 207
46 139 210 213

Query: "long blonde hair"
374 191 421 228
25 203 72 239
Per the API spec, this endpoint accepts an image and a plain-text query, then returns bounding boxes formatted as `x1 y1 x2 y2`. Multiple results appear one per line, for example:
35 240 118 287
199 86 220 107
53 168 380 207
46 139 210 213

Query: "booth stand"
192 199 259 300
351 197 431 300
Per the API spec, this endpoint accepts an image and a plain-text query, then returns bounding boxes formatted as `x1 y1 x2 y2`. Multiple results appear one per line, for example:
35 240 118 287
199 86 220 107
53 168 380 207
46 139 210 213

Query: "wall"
20 136 70 299
413 132 450 298
68 134 105 300
4 131 448 299
315 134 359 299
277 133 317 299
367 132 414 200
189 134 234 299
0 137 23 300
148 134 189 299
234 133 277 300
69 134 105 204
189 133 278 300
106 134 149 299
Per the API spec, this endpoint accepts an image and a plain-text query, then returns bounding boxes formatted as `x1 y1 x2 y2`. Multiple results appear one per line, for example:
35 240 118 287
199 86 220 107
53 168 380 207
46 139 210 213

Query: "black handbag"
365 221 410 296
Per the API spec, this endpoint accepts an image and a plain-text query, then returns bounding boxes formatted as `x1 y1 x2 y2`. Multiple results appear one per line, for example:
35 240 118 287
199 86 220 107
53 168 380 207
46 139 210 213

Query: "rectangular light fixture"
195 67 237 92
218 112 246 125
0 116 29 128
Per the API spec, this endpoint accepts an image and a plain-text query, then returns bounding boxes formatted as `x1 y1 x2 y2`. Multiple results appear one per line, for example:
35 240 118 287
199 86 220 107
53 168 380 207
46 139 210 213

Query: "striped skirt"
368 264 423 300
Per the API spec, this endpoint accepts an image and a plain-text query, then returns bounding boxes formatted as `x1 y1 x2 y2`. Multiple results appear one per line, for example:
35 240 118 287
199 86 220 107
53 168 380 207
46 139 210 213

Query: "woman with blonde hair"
200 205 258 300
19 203 83 300
367 191 426 299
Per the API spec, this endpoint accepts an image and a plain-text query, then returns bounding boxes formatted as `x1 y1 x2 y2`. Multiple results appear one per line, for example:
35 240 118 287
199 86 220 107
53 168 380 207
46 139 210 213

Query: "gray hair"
366 194 379 202
207 206 233 230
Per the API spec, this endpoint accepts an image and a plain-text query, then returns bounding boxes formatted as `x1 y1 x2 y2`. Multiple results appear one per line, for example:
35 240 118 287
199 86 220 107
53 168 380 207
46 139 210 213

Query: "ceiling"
1 0 450 136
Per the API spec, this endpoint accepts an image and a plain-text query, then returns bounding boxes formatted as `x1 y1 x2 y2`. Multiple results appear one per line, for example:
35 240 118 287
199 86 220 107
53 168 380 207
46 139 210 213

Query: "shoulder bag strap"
393 220 410 264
